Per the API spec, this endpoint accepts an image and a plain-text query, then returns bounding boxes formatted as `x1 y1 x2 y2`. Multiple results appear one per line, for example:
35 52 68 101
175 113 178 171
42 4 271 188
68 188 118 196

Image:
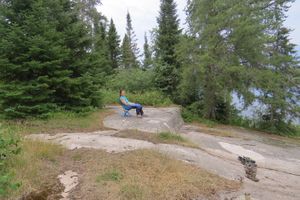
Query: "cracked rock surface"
26 106 300 200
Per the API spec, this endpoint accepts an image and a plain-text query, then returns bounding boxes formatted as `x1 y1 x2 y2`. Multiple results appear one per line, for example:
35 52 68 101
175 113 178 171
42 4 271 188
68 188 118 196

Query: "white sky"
98 0 300 52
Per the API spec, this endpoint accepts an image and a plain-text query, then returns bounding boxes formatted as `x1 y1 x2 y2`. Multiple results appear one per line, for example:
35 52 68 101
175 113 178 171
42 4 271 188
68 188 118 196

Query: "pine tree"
0 0 101 118
107 19 121 70
143 33 152 69
154 0 181 96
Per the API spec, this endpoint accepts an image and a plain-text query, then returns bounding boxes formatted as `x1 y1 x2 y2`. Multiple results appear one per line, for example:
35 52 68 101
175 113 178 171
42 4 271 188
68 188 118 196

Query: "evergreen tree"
107 19 121 70
126 12 140 60
121 12 139 68
256 0 299 132
74 0 102 33
91 18 112 77
183 0 299 131
0 0 101 118
184 0 269 121
155 0 181 96
121 34 135 68
143 33 152 69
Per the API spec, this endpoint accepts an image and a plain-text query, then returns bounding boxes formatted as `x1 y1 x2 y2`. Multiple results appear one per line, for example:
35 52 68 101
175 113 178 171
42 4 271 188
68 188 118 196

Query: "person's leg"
123 105 133 116
131 104 143 115
140 107 144 116
136 104 143 116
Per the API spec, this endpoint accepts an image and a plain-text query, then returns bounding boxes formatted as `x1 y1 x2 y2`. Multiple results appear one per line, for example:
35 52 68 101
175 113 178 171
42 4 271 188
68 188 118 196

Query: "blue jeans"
124 103 143 115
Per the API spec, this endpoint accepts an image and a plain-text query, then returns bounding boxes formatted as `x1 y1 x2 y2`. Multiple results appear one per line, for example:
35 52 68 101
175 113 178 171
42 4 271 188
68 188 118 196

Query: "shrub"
0 128 21 197
106 68 155 92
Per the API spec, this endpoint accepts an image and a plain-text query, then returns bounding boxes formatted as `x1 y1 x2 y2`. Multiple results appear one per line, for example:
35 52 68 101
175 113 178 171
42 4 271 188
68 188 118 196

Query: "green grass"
5 139 64 199
0 109 112 135
158 132 186 142
181 108 218 128
102 89 173 107
96 169 123 183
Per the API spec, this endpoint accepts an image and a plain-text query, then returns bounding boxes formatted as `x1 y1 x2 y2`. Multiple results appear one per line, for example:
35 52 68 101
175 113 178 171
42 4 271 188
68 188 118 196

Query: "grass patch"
6 140 63 199
114 130 199 148
158 132 186 142
96 169 123 183
181 108 218 128
72 153 83 161
121 184 144 200
69 149 240 200
1 109 113 135
102 90 173 107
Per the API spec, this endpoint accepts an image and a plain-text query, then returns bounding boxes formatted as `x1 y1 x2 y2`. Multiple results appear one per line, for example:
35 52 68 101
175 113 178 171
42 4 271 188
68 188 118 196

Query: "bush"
102 90 173 107
181 108 218 127
0 128 21 197
106 68 155 92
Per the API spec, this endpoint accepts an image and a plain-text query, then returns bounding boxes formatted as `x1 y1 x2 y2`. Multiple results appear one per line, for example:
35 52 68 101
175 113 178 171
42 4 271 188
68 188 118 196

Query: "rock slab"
103 106 184 133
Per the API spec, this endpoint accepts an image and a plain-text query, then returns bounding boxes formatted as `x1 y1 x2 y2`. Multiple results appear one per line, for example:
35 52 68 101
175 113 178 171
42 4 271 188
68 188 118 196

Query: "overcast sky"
98 0 300 52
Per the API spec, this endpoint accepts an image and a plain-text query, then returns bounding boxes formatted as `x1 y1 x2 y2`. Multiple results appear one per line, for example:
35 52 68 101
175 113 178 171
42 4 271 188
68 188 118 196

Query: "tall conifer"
0 0 101 118
154 0 181 96
121 12 139 68
107 19 121 70
143 33 152 69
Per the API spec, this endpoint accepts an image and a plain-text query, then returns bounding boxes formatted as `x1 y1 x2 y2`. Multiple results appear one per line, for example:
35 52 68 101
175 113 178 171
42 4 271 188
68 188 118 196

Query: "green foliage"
143 33 152 69
108 19 121 70
106 68 155 92
154 0 181 96
125 12 140 59
181 0 299 134
154 62 180 97
181 106 218 127
255 27 299 130
0 128 21 197
184 0 267 121
102 90 173 107
0 0 103 119
155 0 181 66
121 35 139 68
121 12 140 68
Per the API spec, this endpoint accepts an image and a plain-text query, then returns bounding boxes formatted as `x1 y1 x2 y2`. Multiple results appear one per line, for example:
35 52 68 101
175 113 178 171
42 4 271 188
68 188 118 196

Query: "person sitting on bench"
119 89 144 116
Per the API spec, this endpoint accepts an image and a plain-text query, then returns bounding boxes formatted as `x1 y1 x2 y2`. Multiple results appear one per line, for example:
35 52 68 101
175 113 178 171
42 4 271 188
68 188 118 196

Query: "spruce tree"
126 12 140 60
107 19 121 70
143 33 152 69
121 12 139 68
121 35 136 68
154 0 181 96
91 18 112 78
0 0 101 118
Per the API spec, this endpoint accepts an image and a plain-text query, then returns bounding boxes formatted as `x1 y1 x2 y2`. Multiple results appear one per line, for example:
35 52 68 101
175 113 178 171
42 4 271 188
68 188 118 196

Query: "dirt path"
26 106 300 200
